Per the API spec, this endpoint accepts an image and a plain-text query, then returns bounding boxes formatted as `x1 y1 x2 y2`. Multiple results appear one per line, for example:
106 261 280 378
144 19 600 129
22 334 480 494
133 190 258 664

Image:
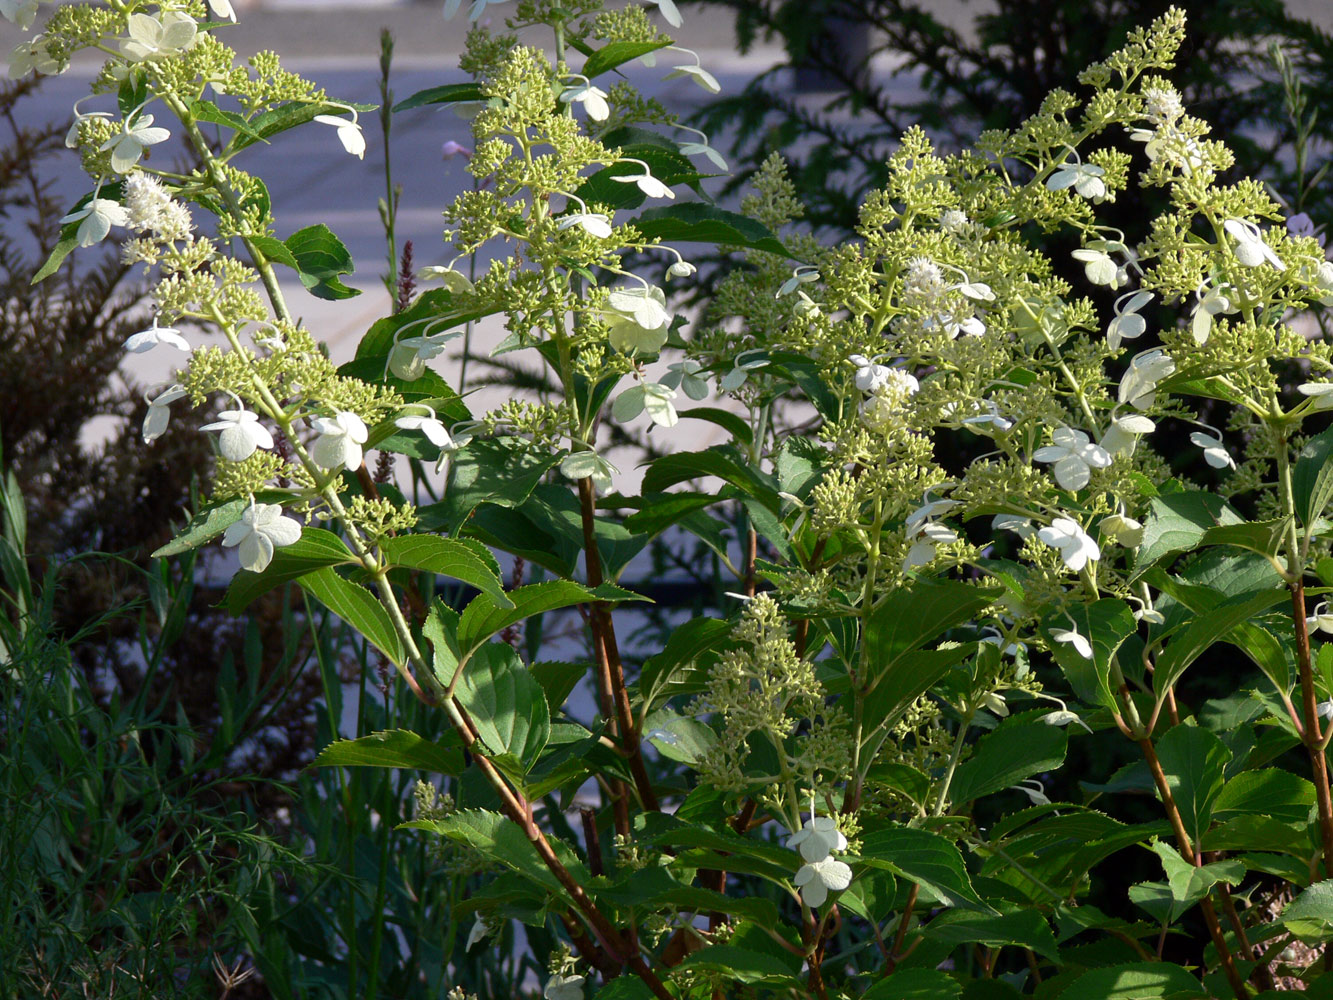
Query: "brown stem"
1024 948 1044 985
1138 736 1248 1000
577 477 661 813
581 807 605 878
744 525 757 598
884 883 919 975
1293 580 1333 882
1217 880 1272 991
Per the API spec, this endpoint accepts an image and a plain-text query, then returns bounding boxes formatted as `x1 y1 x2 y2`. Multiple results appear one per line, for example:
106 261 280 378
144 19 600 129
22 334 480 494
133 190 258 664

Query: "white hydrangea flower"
208 0 237 21
465 914 491 951
611 381 679 428
1100 513 1144 548
667 259 696 279
793 855 853 908
1033 427 1112 491
1047 160 1107 202
1071 246 1120 286
0 0 41 30
1037 517 1101 572
560 450 618 493
903 521 957 570
1118 349 1176 410
604 285 671 355
1314 260 1333 306
904 497 960 533
309 412 369 471
660 359 709 400
396 411 454 449
849 354 892 393
787 815 848 863
1190 281 1236 345
1011 779 1050 806
8 33 60 77
1052 626 1093 660
960 400 1014 432
124 318 191 354
1223 218 1285 270
777 266 819 297
121 12 199 62
222 502 302 574
100 112 171 174
1297 382 1333 412
142 384 187 443
314 113 366 159
939 209 970 233
720 350 770 391
1043 709 1093 732
1107 290 1153 350
664 62 720 94
644 0 682 27
389 332 455 381
201 407 275 461
679 140 728 171
992 513 1034 539
1100 412 1156 457
560 81 610 121
1142 86 1184 125
61 196 129 247
611 168 674 200
416 266 474 295
859 370 921 432
1309 602 1333 636
902 256 947 305
1189 431 1235 469
124 171 193 239
557 212 613 238
979 691 1009 717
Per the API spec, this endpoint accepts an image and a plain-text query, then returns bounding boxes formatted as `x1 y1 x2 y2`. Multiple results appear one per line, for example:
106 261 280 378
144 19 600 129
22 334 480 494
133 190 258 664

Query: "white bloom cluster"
850 354 919 434
124 171 193 242
788 814 851 909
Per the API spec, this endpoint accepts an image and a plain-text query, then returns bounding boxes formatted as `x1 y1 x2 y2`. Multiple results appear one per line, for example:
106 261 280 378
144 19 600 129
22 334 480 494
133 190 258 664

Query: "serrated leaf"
1153 587 1287 702
314 728 462 774
581 40 671 79
280 223 360 300
189 98 267 144
631 203 792 257
299 565 404 666
456 642 550 773
1282 880 1333 942
457 580 639 661
379 535 511 607
392 81 483 113
1154 725 1230 844
1133 492 1244 580
857 826 994 913
919 908 1061 962
1042 598 1138 710
231 98 377 153
1054 962 1209 999
948 715 1067 806
1294 425 1333 527
224 527 357 612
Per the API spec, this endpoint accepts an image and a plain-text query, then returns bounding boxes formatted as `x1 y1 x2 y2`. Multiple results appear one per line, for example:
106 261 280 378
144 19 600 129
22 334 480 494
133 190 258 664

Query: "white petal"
238 530 275 573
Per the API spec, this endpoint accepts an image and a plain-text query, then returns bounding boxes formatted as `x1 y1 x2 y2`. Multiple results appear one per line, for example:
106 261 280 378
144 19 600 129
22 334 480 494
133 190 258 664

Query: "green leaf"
1153 587 1287 701
1133 492 1244 580
639 617 735 708
417 439 563 533
152 496 252 558
277 223 360 299
457 580 638 662
404 809 573 893
1042 599 1137 710
920 908 1061 962
1227 621 1292 693
1153 725 1231 844
675 406 753 447
33 181 126 283
1055 962 1209 999
641 445 782 512
677 945 800 985
392 81 483 113
1213 768 1315 824
1149 840 1244 920
581 40 671 79
857 826 994 913
948 715 1067 806
313 728 462 774
223 527 358 612
379 535 511 607
1294 425 1333 527
1282 880 1333 942
299 566 405 666
456 643 550 773
630 203 791 257
231 98 377 153
863 969 961 1000
861 645 975 738
529 661 586 711
642 710 717 764
188 98 268 144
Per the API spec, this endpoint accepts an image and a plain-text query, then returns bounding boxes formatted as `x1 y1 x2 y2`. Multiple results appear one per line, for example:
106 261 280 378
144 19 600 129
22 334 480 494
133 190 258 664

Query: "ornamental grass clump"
17 0 1333 996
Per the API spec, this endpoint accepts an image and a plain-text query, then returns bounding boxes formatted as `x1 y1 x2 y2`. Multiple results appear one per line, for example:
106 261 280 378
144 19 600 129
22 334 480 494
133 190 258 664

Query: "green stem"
932 710 974 817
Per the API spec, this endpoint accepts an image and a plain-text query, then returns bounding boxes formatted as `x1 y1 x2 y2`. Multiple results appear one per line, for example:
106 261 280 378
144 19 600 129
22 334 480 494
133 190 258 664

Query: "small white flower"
1100 513 1144 548
849 354 892 393
1189 431 1235 469
903 521 957 570
667 259 696 279
389 332 454 381
1033 427 1112 491
557 212 613 238
560 450 618 493
222 502 302 573
142 384 187 443
939 209 970 233
9 33 60 77
1047 160 1107 202
1118 349 1176 410
905 497 960 532
466 914 491 951
1072 246 1120 286
124 171 193 239
1223 218 1285 270
121 11 198 62
1319 699 1333 721
611 382 679 428
960 400 1013 432
660 358 709 400
208 0 236 21
440 140 473 159
309 412 369 471
720 350 770 391
787 815 848 863
1298 382 1333 412
979 691 1009 717
61 197 129 247
1314 260 1333 306
611 169 674 200
314 114 366 159
1043 709 1093 733
101 112 171 174
793 855 853 908
0 0 40 30
777 266 819 297
992 514 1034 539
1107 290 1154 350
124 318 191 354
981 630 1026 657
396 412 454 449
679 140 728 171
1011 779 1050 806
605 285 671 355
944 313 986 339
543 974 586 1000
1100 412 1156 457
1037 517 1101 572
560 81 610 121
1307 602 1333 636
1052 626 1093 660
416 265 474 294
1189 282 1236 346
201 407 275 462
644 0 682 27
664 63 720 94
